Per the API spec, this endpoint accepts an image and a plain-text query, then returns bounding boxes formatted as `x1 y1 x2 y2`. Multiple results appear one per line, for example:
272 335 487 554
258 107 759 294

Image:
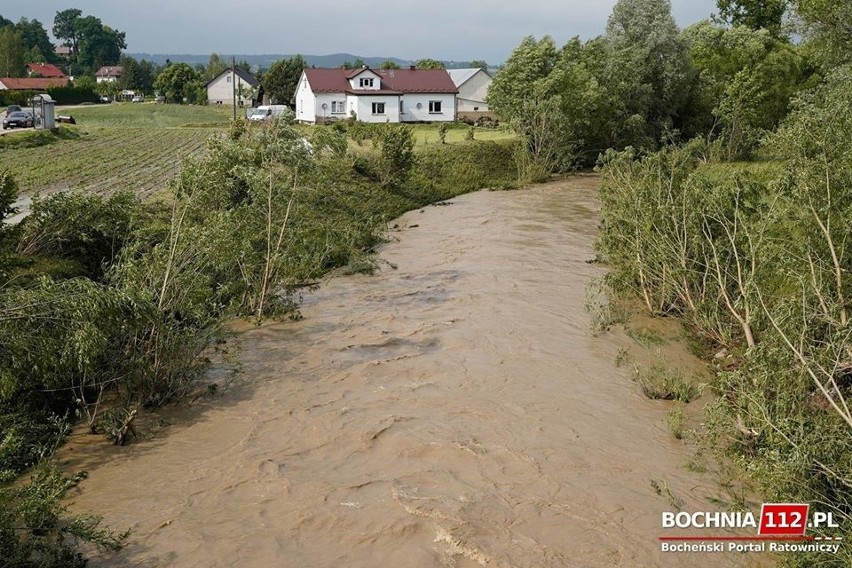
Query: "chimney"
409 65 415 70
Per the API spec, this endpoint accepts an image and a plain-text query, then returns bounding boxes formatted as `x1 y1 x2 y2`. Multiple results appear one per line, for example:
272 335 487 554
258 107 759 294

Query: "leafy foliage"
262 55 307 105
0 467 128 568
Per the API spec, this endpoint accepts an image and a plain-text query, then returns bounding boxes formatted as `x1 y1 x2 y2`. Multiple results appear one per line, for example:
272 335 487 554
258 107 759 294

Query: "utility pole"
232 56 236 121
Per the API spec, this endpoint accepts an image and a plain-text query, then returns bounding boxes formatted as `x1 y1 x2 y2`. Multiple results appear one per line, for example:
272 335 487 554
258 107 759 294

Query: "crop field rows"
2 127 218 198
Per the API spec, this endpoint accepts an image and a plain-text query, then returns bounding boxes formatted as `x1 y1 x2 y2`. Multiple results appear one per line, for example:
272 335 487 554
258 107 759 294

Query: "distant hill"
125 52 490 70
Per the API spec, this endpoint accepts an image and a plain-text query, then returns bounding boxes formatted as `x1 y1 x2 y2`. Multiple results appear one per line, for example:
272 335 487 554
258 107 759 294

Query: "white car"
132 95 144 103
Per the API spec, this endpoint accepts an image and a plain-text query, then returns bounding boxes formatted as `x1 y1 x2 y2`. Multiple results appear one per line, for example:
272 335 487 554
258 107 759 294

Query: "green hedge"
1 86 98 107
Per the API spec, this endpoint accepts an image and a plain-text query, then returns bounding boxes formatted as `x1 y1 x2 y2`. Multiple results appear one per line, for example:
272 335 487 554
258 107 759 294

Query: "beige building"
206 68 259 106
447 68 492 116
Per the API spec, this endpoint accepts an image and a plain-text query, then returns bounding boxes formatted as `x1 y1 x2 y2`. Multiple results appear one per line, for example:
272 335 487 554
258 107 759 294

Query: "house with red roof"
295 66 458 123
26 63 66 79
0 77 69 91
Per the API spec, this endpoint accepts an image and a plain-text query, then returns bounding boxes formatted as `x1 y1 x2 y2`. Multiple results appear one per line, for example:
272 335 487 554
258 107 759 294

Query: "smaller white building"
206 68 259 106
447 68 492 114
95 66 123 83
295 67 458 124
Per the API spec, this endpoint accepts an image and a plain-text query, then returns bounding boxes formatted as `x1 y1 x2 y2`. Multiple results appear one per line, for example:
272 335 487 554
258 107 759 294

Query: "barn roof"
0 77 69 90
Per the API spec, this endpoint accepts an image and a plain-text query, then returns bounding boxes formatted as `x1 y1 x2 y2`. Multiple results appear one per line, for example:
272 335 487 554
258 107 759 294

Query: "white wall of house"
208 71 253 106
295 75 315 122
455 70 491 112
348 69 381 91
399 93 455 122
351 95 401 123
314 93 347 122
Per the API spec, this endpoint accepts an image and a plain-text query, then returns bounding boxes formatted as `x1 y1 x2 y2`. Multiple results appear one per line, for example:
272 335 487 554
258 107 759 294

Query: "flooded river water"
66 176 769 567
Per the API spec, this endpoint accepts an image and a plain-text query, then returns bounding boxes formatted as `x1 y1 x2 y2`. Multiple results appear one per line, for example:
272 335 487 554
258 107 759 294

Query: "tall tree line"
488 0 830 171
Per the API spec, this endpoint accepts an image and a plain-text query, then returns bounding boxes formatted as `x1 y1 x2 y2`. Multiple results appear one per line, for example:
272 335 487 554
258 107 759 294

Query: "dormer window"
359 78 374 88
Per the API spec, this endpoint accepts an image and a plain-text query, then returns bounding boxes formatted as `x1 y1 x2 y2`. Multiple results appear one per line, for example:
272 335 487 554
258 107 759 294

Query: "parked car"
6 105 21 114
131 95 144 103
99 96 111 103
247 105 292 122
154 95 165 103
3 111 34 129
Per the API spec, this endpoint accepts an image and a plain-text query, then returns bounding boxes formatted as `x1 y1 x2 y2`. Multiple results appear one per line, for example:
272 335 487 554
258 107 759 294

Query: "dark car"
6 105 21 114
2 111 34 129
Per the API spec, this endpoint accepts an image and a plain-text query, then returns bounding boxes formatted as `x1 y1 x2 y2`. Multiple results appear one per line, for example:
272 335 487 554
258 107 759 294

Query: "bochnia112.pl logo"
659 504 843 555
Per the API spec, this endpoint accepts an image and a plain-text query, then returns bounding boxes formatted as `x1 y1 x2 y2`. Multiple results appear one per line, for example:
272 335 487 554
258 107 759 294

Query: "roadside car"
6 105 22 114
132 95 144 103
3 111 34 129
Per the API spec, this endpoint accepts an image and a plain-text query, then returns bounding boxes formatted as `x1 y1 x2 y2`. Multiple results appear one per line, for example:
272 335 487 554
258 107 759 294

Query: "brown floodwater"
65 176 771 567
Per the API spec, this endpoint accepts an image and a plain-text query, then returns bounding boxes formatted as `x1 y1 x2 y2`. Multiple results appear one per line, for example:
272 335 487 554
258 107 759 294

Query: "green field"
56 102 233 128
1 104 230 198
0 104 514 200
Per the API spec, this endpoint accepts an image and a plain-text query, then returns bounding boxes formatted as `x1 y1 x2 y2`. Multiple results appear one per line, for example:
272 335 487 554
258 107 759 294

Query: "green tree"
793 0 852 66
340 58 365 69
487 35 559 120
261 55 306 105
154 63 200 103
205 53 228 82
15 18 56 63
379 60 400 69
716 0 788 35
377 124 416 187
52 8 82 59
469 59 488 70
683 21 809 158
415 58 445 69
74 16 126 72
0 27 25 77
604 0 694 149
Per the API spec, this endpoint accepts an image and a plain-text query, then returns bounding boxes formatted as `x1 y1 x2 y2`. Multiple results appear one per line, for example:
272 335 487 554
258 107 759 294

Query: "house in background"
447 68 493 120
26 63 66 79
206 68 259 106
295 66 458 124
0 77 69 91
95 66 123 83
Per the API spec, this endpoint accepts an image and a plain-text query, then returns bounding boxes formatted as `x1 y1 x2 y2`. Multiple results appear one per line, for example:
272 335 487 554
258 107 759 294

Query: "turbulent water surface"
66 176 769 567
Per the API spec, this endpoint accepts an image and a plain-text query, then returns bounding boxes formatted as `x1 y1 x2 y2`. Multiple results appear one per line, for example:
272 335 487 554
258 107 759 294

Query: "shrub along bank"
596 66 852 567
0 120 516 565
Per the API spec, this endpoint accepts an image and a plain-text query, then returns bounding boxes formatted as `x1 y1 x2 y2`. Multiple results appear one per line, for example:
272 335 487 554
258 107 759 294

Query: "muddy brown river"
66 176 770 567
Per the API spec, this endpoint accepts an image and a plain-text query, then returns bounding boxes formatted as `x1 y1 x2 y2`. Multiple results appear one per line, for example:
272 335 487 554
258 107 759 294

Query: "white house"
206 68 259 106
95 66 123 83
447 68 492 115
295 67 458 124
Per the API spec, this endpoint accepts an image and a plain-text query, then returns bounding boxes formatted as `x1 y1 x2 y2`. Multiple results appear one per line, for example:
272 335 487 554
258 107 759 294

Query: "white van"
247 105 291 121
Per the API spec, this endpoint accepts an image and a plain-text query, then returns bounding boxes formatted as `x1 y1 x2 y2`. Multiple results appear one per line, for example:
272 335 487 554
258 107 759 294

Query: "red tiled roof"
304 68 458 94
26 63 66 78
0 77 69 90
95 66 123 77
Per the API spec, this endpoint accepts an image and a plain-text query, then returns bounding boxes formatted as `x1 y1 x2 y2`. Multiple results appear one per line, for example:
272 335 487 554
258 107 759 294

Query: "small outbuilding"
30 93 56 129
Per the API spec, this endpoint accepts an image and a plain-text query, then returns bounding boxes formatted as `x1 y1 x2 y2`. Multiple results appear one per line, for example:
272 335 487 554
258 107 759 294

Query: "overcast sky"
3 0 719 63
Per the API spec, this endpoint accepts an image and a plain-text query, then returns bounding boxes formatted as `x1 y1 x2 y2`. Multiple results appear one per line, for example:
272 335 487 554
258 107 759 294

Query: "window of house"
331 101 345 114
359 78 374 88
429 100 442 113
226 75 231 83
372 102 385 114
400 100 404 114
